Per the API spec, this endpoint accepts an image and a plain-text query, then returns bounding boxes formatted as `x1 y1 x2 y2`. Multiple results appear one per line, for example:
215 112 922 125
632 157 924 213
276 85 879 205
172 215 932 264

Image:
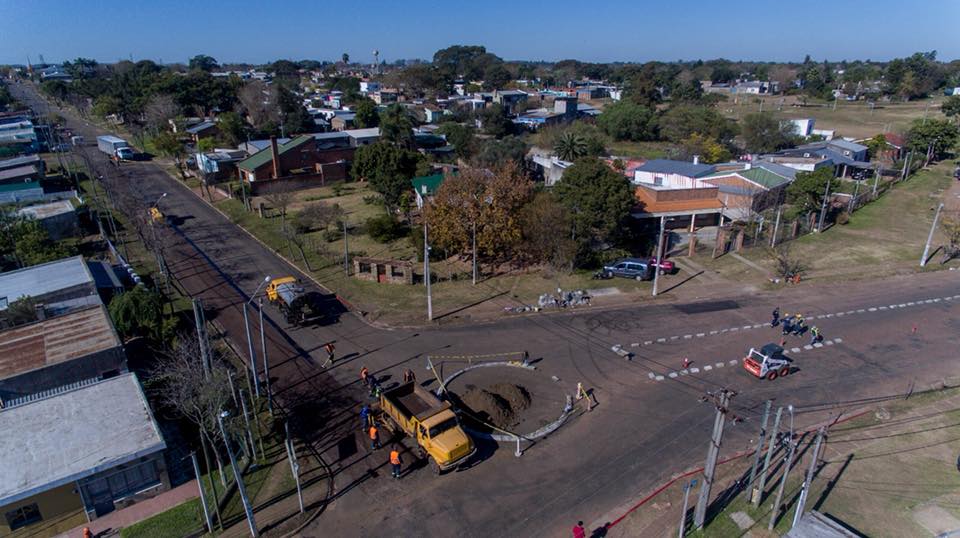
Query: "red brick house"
238 135 355 193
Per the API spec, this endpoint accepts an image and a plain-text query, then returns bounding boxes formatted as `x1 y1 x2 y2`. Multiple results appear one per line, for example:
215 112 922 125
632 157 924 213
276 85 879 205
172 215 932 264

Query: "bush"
363 194 384 206
365 214 408 243
836 211 850 225
322 229 342 243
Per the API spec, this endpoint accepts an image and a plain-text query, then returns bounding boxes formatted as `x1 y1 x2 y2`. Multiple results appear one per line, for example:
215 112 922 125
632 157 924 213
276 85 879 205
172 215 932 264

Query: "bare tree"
941 213 960 263
239 81 279 132
767 243 806 280
264 188 296 231
144 93 181 134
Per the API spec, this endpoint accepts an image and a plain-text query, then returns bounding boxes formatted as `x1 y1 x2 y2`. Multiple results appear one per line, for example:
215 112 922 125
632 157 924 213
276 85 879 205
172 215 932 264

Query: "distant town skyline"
1 0 959 66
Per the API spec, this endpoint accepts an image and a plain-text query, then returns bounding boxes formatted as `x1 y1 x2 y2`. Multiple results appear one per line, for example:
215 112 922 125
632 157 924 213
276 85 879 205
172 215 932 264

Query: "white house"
359 81 381 95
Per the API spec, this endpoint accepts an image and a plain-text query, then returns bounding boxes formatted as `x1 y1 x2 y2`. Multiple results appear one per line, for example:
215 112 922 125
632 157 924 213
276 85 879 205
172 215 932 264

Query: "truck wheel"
779 366 790 377
431 458 444 475
766 371 778 381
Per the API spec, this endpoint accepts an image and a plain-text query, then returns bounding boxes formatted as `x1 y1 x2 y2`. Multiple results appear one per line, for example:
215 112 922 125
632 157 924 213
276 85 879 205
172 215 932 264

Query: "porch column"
688 214 697 256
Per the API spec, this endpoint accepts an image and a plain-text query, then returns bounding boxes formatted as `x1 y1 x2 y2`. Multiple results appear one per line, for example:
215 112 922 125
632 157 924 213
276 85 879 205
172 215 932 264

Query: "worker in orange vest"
83 528 93 538
360 366 370 386
389 446 402 478
369 424 381 450
322 342 335 367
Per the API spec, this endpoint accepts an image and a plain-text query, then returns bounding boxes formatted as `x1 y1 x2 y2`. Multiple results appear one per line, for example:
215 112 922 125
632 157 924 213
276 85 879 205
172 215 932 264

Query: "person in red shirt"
572 521 586 538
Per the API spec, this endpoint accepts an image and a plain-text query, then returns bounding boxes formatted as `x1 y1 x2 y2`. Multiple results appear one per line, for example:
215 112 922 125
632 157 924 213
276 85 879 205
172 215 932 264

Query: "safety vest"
390 450 401 464
369 426 378 439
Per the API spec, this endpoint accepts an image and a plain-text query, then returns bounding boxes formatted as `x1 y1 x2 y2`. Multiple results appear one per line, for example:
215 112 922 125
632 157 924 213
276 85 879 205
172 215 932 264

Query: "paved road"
14 81 960 537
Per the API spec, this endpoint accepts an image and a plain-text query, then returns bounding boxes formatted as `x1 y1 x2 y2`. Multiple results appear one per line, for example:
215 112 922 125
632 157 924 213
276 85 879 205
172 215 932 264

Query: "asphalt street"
13 81 960 537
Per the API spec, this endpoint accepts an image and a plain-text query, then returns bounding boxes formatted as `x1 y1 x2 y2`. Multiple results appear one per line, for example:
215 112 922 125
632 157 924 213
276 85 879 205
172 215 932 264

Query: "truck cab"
415 409 474 472
116 146 135 161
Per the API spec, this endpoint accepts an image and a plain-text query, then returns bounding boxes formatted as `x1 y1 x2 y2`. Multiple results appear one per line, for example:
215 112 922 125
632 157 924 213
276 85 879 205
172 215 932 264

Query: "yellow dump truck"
265 276 322 325
378 381 475 473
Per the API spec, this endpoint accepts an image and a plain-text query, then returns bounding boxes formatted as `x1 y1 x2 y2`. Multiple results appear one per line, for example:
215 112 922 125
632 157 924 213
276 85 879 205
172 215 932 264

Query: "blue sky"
1 0 958 65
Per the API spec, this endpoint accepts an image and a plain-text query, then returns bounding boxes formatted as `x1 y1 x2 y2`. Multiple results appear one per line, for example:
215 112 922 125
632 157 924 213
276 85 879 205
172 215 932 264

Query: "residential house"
184 120 219 144
344 127 381 147
331 113 357 131
0 119 39 155
411 173 446 209
237 138 291 155
195 149 248 182
515 96 579 130
0 154 44 175
359 80 381 95
15 200 78 240
528 148 573 187
372 89 399 105
238 135 357 193
0 256 101 316
701 163 796 221
0 373 168 534
768 139 872 177
785 118 835 140
39 65 72 81
423 106 447 124
633 159 717 188
945 87 960 97
493 90 528 114
0 164 42 186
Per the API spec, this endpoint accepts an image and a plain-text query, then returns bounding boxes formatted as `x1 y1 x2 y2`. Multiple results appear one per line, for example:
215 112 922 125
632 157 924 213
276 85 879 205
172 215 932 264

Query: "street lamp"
243 276 271 397
424 221 433 321
218 411 258 537
153 192 167 208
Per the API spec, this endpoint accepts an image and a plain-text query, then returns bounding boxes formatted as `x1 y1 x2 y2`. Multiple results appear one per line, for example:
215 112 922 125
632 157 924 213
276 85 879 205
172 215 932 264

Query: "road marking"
715 362 725 368
879 306 888 310
683 334 693 339
648 372 655 379
644 341 653 346
752 324 764 329
846 310 855 314
728 359 738 365
690 367 700 373
710 330 718 335
671 335 680 340
721 328 729 333
907 302 915 306
925 299 934 304
813 342 823 348
889 305 897 309
655 375 665 381
743 325 753 330
631 343 640 348
934 298 942 302
825 313 834 318
668 372 678 378
825 340 834 346
696 333 705 337
836 312 844 316
868 307 877 312
898 304 906 307
657 338 666 343
703 365 712 371
954 295 960 300
804 345 813 350
857 309 865 313
730 327 739 332
680 369 689 376
834 337 843 343
791 347 801 353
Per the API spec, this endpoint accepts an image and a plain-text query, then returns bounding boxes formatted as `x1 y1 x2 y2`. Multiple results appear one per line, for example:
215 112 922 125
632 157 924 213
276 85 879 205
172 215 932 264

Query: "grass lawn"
717 94 947 139
120 499 205 538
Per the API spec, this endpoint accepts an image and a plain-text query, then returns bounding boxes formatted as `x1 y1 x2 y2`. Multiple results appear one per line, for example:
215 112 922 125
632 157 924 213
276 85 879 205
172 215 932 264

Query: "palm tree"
554 131 587 161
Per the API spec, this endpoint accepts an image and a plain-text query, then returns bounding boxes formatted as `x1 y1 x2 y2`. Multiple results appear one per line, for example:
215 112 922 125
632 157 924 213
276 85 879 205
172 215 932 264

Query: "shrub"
365 214 408 243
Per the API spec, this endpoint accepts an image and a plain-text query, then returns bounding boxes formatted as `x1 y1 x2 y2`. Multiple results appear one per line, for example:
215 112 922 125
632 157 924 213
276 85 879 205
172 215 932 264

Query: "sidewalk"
56 480 199 538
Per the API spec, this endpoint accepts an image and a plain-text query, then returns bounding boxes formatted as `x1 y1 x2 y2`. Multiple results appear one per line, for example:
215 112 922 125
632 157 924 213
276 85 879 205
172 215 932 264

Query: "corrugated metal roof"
703 167 792 190
0 154 42 171
636 159 716 178
15 200 75 220
238 134 314 171
0 164 40 181
0 256 93 311
411 173 445 195
0 304 120 380
0 373 165 507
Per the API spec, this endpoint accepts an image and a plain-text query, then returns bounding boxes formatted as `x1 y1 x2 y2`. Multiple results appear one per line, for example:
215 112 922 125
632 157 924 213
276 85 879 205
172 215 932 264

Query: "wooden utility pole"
921 203 944 267
753 406 783 506
792 427 826 529
694 389 735 528
745 400 772 500
769 406 797 531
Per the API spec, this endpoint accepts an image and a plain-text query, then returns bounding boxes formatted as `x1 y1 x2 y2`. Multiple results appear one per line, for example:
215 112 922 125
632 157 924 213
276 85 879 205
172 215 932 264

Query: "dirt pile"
460 383 531 430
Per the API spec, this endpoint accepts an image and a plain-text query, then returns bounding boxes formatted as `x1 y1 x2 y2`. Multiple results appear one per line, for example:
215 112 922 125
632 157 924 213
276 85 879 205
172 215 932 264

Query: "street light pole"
424 221 433 320
472 219 477 286
258 298 272 417
218 411 258 537
653 216 666 296
243 276 271 398
816 176 832 232
921 203 944 267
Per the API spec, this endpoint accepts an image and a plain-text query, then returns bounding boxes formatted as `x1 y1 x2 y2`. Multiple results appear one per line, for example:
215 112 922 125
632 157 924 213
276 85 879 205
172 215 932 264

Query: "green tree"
91 95 123 119
554 131 588 161
379 104 415 149
151 131 187 176
864 134 888 159
40 80 70 101
472 136 529 167
941 95 960 122
217 111 246 146
482 64 512 91
436 123 477 160
353 98 380 129
341 53 350 65
659 105 737 144
740 112 799 153
553 157 634 255
679 133 731 163
597 101 657 141
906 118 959 161
477 104 513 138
197 137 216 152
786 167 832 214
351 142 426 210
108 285 168 342
188 55 219 72
520 192 577 271
9 220 73 268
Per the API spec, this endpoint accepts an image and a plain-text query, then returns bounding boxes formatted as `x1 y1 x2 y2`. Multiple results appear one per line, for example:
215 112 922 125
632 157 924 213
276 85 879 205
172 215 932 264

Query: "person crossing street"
810 326 822 345
781 313 793 336
322 342 336 368
771 307 780 327
360 404 370 430
793 314 805 336
389 446 403 478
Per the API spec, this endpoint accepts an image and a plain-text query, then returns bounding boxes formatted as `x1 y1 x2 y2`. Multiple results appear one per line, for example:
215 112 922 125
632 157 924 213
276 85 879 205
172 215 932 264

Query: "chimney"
692 155 700 165
270 136 280 179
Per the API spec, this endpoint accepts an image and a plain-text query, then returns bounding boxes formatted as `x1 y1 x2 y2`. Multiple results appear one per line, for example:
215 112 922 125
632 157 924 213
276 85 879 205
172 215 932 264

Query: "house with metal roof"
15 199 78 240
411 173 446 209
238 135 358 193
633 159 717 187
184 120 218 143
0 256 99 314
702 163 794 221
0 373 168 533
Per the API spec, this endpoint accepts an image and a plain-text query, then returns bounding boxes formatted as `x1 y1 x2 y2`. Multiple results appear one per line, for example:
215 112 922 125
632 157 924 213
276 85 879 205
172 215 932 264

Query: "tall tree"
553 157 634 252
379 104 415 149
351 142 426 210
436 123 477 161
740 112 798 153
188 55 219 72
554 131 588 161
597 101 657 141
906 118 959 161
786 167 832 214
353 98 380 128
108 285 168 342
520 192 577 270
659 105 737 144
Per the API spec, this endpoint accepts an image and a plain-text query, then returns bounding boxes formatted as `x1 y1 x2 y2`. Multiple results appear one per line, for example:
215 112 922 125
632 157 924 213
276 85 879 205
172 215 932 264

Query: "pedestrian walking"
322 342 336 367
402 368 416 384
360 404 370 430
360 366 370 386
781 313 793 336
572 521 586 538
369 424 381 450
771 307 780 327
390 446 403 478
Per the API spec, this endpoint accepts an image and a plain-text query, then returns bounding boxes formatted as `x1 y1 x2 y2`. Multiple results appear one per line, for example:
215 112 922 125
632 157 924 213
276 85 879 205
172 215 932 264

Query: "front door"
84 479 115 517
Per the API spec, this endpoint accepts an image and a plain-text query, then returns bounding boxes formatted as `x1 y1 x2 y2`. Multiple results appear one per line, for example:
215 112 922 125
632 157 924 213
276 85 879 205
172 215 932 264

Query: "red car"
648 257 676 275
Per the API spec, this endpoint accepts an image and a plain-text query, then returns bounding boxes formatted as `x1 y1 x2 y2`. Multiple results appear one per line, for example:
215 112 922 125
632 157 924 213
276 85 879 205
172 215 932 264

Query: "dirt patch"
459 383 531 430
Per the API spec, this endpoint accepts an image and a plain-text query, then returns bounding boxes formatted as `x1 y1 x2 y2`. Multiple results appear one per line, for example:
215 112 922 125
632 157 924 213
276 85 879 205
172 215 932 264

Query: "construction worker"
83 528 93 538
360 366 370 387
369 424 381 450
390 446 403 478
771 307 780 327
360 404 370 430
322 342 335 367
793 314 805 336
810 326 822 345
370 378 383 399
781 313 793 336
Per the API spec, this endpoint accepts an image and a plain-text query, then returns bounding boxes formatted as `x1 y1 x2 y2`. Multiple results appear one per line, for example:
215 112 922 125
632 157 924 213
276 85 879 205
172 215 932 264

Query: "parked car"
601 258 653 281
648 257 676 275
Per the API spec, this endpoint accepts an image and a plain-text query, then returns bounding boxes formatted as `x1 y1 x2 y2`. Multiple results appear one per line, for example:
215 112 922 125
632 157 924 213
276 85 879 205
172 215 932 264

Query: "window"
654 176 663 186
82 459 161 503
5 504 41 530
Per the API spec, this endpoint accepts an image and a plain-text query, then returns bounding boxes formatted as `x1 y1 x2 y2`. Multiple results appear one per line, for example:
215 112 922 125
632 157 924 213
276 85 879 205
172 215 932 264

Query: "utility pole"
284 422 305 513
816 176 832 232
901 150 913 181
192 298 211 376
217 411 258 537
745 400 772 501
239 389 258 460
258 298 272 417
678 478 697 537
242 304 260 398
872 166 880 196
792 426 826 529
424 220 433 321
770 206 782 247
753 406 783 506
769 405 796 531
694 389 734 528
472 219 477 285
652 215 666 296
920 203 944 267
190 452 214 533
342 218 349 275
